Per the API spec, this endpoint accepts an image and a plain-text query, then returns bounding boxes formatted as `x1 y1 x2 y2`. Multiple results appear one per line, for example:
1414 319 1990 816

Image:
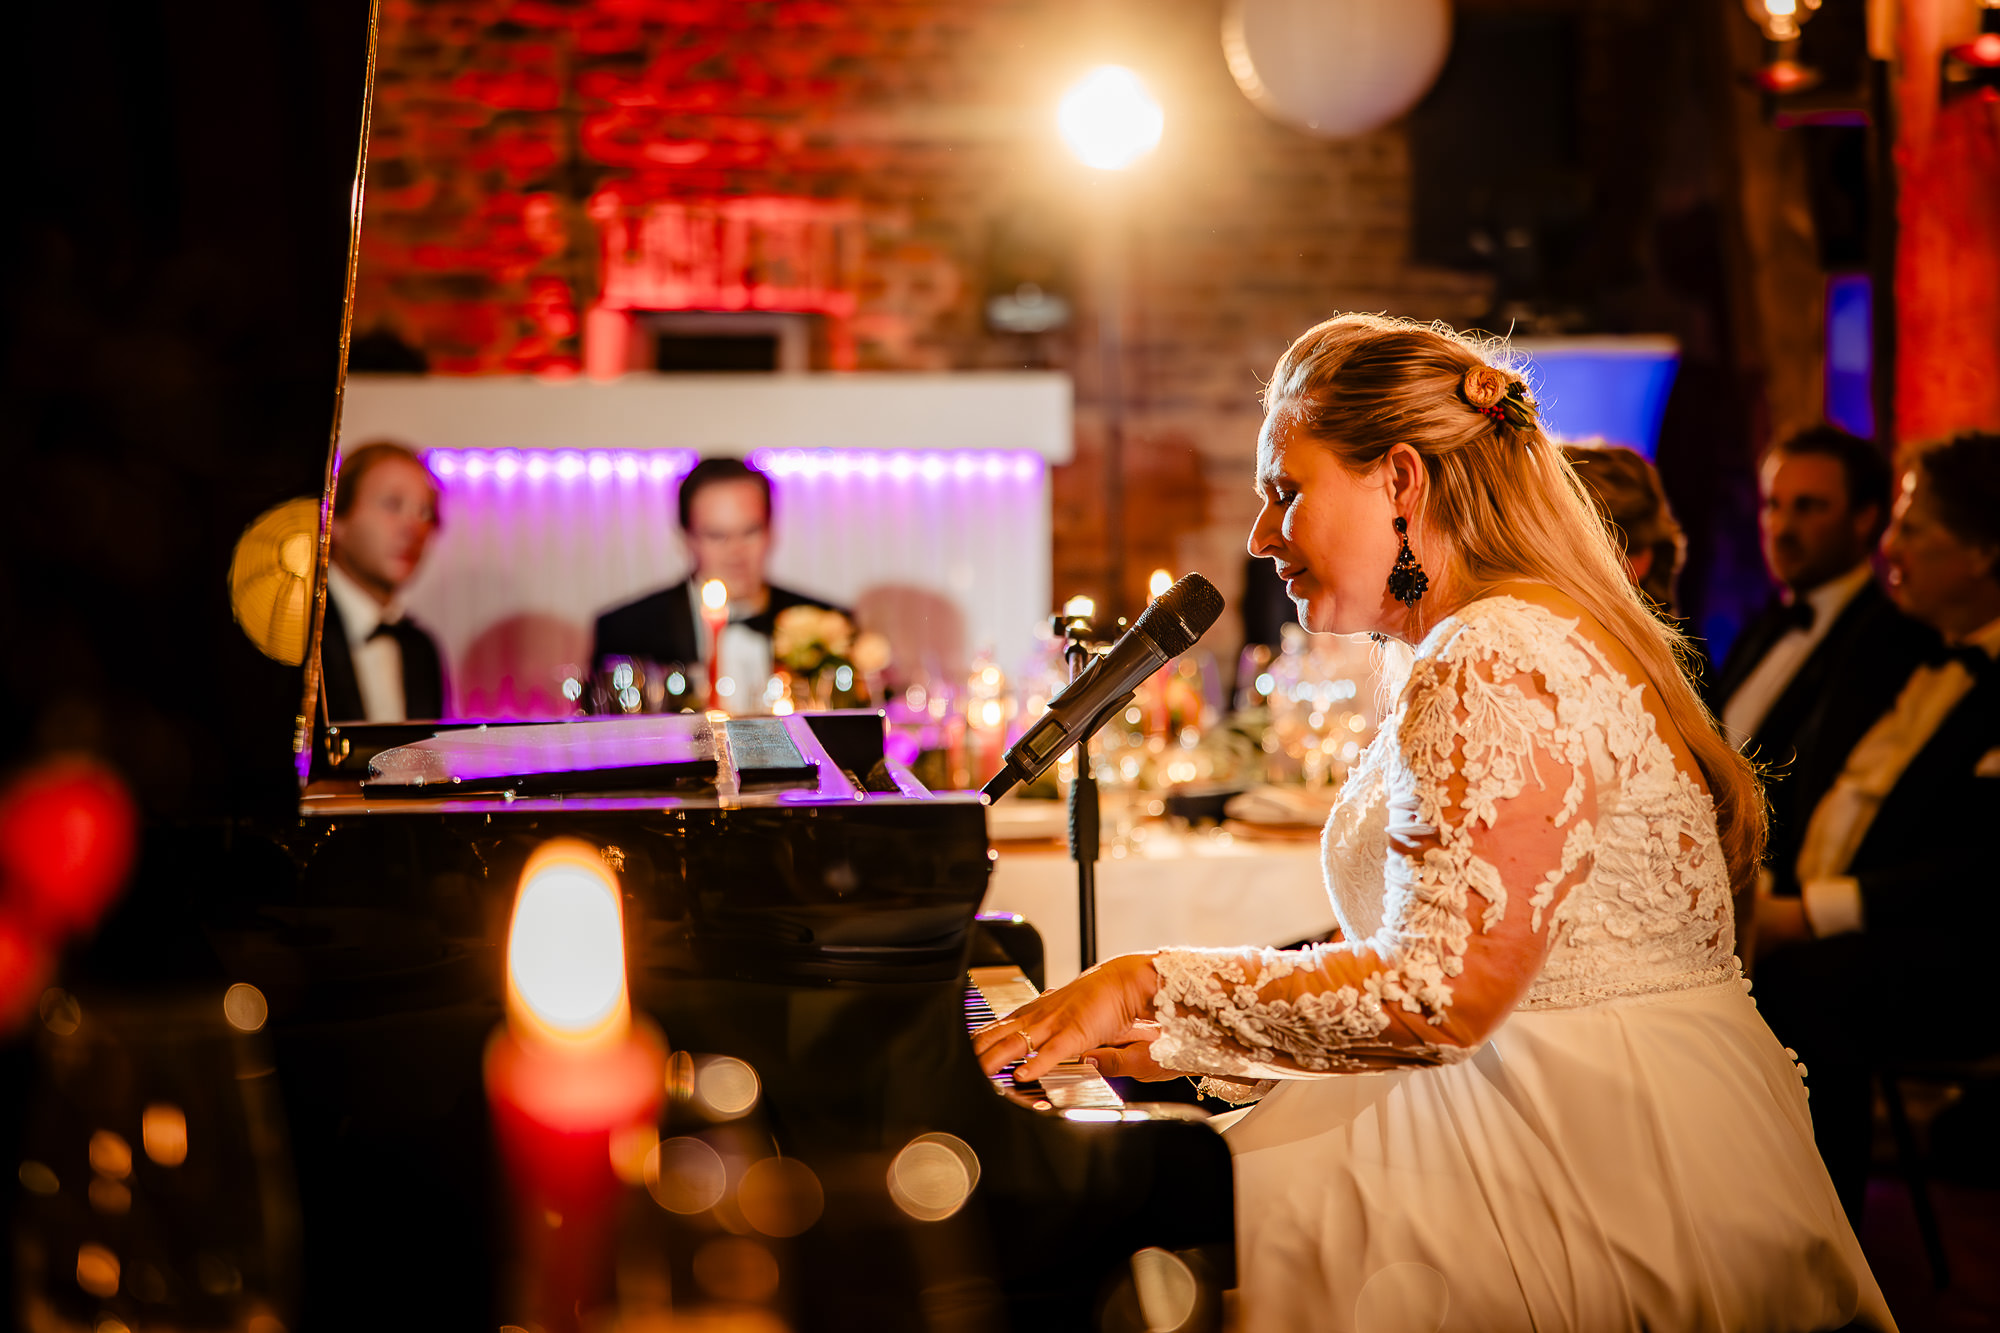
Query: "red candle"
484 840 665 1331
700 579 729 711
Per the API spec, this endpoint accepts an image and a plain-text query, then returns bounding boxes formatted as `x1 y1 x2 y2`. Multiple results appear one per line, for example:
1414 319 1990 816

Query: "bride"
976 316 1892 1332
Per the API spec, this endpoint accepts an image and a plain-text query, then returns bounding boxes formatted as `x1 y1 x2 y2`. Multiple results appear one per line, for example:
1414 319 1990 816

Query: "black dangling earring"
1386 516 1429 609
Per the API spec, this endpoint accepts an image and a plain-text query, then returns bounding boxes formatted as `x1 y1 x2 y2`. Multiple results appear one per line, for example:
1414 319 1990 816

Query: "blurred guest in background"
1705 425 1934 891
322 442 447 722
592 457 841 683
1754 431 2000 1223
1563 443 1686 614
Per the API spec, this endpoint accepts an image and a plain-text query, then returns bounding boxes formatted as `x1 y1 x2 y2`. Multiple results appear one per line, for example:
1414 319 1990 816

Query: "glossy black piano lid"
1 6 1237 1325
4 1 405 1328
312 711 996 983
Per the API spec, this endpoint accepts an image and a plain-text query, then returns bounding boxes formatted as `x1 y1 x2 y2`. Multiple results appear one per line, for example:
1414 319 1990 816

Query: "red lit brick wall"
353 0 1490 627
1892 0 2000 450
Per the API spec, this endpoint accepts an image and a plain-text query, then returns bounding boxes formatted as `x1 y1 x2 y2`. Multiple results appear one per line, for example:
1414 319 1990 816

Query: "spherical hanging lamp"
1222 0 1452 139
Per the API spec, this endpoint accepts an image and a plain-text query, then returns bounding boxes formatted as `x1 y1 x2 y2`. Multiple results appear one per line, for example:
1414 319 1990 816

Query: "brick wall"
354 0 1491 642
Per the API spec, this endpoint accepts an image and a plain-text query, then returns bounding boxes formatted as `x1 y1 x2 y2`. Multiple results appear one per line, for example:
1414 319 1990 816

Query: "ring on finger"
1016 1027 1038 1059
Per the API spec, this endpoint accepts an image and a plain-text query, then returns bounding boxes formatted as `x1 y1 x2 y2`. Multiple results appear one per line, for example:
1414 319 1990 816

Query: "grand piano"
3 1 1235 1325
247 709 1236 1331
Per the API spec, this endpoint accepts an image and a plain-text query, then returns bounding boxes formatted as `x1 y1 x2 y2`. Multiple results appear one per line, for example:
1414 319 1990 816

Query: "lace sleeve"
1150 631 1600 1079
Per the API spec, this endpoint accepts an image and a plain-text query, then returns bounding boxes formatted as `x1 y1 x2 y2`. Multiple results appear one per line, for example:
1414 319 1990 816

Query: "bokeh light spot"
1131 1246 1199 1331
737 1157 824 1237
88 1131 131 1180
18 1161 58 1195
695 1056 761 1119
888 1132 981 1222
143 1104 188 1167
76 1243 119 1297
223 983 268 1032
88 1177 131 1215
644 1137 728 1215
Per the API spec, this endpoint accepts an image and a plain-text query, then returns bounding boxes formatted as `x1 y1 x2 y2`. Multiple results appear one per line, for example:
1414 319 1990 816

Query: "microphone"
982 573 1226 802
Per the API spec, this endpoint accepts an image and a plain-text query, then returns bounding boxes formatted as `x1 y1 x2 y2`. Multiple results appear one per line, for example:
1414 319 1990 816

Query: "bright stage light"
1058 66 1163 171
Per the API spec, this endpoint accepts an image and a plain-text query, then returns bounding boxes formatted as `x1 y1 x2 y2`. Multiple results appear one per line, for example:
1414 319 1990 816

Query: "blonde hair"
1265 314 1764 899
1563 443 1687 613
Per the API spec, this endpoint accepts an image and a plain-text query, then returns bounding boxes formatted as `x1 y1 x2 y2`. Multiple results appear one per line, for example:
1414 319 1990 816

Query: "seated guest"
592 458 841 686
1755 431 2000 1223
1705 425 1934 889
1563 443 1686 613
322 441 447 721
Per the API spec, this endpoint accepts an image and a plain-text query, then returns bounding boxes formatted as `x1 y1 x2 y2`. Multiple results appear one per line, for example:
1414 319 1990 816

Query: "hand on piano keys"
969 952 1170 1087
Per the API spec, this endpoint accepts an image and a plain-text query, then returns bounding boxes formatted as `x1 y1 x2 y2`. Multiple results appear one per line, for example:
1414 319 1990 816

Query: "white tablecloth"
981 828 1337 988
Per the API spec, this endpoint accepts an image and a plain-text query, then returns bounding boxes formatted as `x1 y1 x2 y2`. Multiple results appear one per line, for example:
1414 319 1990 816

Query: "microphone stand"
1060 616 1101 973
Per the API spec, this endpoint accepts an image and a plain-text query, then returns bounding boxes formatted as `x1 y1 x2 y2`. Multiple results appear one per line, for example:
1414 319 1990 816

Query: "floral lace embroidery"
1151 597 1739 1088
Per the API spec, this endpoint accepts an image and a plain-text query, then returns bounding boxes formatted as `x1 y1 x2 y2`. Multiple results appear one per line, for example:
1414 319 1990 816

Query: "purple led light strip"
421 447 1044 484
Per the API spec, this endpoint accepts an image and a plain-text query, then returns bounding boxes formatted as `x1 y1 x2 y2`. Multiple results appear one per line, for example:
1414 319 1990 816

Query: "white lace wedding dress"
1149 597 1892 1333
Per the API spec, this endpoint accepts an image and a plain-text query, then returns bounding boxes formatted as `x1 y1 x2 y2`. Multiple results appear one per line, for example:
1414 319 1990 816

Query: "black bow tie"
368 619 418 646
1774 598 1815 633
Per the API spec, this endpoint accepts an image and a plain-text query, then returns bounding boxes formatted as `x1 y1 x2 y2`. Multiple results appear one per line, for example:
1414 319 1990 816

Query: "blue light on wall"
1513 337 1681 460
1825 273 1874 439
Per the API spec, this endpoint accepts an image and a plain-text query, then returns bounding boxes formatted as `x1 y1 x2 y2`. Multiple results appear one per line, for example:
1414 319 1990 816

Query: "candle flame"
1148 569 1173 600
701 579 729 612
507 840 630 1049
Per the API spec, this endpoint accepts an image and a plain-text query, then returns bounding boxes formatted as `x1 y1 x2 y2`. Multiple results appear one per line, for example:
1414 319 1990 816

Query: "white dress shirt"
1721 562 1876 749
326 562 410 723
1796 614 2000 936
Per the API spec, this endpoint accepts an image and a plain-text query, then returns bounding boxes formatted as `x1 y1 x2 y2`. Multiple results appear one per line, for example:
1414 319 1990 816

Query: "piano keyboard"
966 965 1124 1112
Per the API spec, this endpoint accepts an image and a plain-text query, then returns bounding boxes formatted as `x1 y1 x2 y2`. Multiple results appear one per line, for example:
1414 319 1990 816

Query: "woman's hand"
972 953 1162 1083
1083 1020 1181 1081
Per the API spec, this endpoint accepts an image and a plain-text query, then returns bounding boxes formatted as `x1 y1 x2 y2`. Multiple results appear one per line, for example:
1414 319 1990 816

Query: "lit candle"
484 840 665 1332
700 578 729 712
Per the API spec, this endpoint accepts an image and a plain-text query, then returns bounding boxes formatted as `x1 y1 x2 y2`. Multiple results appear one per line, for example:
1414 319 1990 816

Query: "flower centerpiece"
772 606 890 708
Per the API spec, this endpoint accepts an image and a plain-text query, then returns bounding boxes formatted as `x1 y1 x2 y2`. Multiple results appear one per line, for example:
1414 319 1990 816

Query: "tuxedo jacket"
590 580 842 675
1838 666 2000 937
320 597 447 722
1705 580 1938 883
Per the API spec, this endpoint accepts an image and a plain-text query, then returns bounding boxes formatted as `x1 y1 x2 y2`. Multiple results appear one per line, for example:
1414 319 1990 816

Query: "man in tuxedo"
1755 432 2000 1222
320 442 448 722
592 457 840 680
1705 426 1935 887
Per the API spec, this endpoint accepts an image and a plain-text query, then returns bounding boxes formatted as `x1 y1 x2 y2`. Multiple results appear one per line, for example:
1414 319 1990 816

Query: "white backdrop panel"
382 451 1049 719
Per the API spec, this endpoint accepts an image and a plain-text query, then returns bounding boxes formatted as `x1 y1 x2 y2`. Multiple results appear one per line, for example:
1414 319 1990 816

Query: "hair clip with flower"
1459 365 1538 431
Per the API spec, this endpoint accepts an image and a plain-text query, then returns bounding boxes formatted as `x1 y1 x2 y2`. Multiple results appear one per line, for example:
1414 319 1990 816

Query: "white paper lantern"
1223 0 1453 139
